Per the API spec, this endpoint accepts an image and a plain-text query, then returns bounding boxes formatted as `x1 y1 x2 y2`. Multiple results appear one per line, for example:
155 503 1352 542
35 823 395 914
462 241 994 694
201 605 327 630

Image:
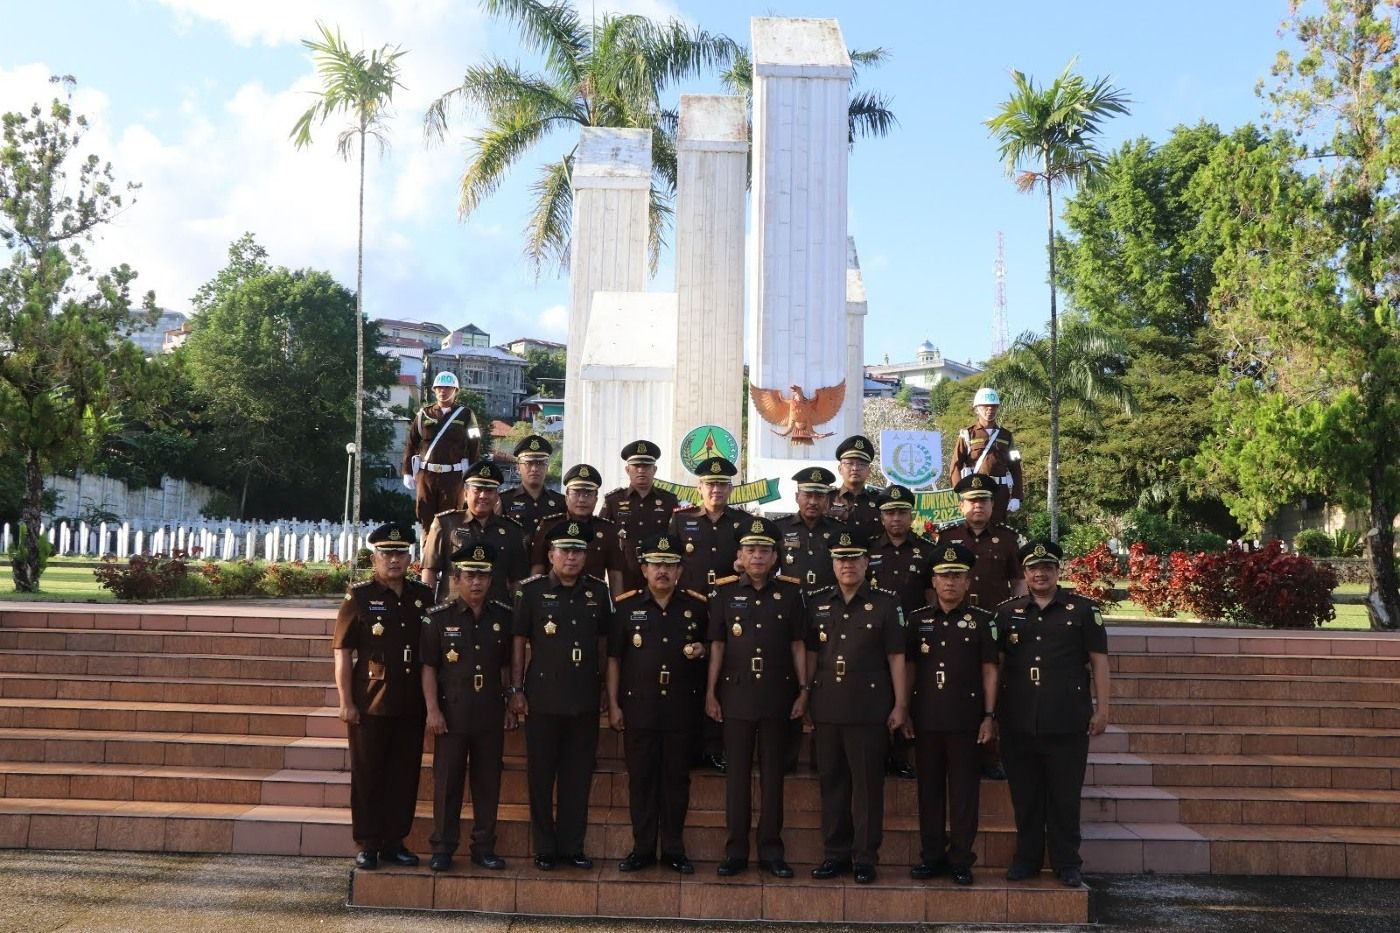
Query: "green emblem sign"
679 425 740 474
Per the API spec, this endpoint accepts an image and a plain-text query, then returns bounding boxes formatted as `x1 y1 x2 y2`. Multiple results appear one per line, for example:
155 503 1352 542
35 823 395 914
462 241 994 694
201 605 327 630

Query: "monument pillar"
565 128 651 467
845 236 868 440
672 95 748 480
746 18 854 498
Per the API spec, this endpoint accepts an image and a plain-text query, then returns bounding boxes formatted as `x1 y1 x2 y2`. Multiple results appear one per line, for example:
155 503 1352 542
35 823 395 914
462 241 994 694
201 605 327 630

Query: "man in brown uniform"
603 440 680 591
510 521 614 871
775 467 843 595
904 542 999 886
332 522 432 870
947 387 1023 526
531 464 625 594
607 534 709 874
402 372 482 533
829 434 886 546
422 542 516 872
498 434 565 538
421 461 530 605
936 474 1027 611
805 533 909 885
707 517 808 879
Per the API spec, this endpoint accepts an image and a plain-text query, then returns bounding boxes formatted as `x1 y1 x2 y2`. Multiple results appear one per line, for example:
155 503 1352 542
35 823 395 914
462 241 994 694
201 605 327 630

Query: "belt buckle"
1030 666 1040 683
935 670 946 689
806 570 816 585
707 569 716 585
473 673 484 691
659 670 671 685
835 660 846 677
571 647 583 663
750 657 764 673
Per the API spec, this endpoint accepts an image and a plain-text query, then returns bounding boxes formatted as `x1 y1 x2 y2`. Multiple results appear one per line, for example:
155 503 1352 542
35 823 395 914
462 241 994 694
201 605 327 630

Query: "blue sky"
0 0 1295 368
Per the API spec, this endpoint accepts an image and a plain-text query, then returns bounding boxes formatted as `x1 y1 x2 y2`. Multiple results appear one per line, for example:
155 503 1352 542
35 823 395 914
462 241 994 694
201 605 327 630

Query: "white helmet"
432 372 460 390
973 387 1001 407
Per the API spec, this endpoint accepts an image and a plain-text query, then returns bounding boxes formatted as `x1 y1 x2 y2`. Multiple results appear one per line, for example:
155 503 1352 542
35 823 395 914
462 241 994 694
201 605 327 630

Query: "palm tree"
719 46 898 146
986 61 1129 540
425 0 735 273
996 319 1136 424
290 21 406 536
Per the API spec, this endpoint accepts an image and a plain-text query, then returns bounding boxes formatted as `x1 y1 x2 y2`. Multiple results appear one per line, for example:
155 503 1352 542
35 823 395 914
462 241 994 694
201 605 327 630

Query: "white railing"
1 519 411 563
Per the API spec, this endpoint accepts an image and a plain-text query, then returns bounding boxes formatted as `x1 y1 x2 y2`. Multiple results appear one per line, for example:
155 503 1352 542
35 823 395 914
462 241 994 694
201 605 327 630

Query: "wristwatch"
506 685 523 696
799 684 812 692
982 711 996 720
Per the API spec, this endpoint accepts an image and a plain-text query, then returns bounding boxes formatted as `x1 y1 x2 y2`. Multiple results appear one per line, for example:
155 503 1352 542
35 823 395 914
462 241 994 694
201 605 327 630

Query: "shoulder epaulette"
605 487 626 498
490 599 513 611
583 573 609 585
810 584 836 595
712 574 740 587
684 589 709 603
427 600 453 614
351 579 374 589
775 574 801 585
517 573 546 586
435 508 462 518
995 594 1026 609
497 514 523 529
538 512 566 523
615 589 642 602
873 585 899 599
591 515 616 527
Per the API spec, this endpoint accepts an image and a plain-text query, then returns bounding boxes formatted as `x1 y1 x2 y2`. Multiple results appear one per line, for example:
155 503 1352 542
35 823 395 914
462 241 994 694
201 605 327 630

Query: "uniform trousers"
1000 730 1090 870
723 716 790 861
414 470 464 531
348 713 425 850
914 728 981 868
430 725 505 857
813 722 888 865
524 710 599 857
623 726 696 858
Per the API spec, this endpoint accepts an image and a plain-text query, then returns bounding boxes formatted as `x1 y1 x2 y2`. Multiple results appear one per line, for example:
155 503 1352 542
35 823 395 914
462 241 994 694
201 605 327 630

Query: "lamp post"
343 442 357 556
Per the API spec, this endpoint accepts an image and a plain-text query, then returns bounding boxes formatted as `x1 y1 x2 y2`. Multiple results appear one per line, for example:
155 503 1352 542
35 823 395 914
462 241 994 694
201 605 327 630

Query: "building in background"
121 309 189 357
504 336 565 357
375 318 449 346
867 340 983 388
427 325 528 423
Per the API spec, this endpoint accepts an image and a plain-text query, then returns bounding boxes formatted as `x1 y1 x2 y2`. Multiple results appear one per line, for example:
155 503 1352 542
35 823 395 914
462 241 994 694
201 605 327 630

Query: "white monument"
745 18 855 505
564 127 651 468
845 236 868 440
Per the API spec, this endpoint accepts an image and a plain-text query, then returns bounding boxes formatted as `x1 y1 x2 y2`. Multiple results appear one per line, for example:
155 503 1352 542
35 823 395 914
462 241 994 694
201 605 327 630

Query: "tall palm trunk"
352 123 365 541
1044 150 1060 542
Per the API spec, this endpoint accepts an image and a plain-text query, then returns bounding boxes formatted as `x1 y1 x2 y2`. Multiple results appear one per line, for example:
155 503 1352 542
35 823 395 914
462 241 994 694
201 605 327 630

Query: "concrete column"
672 95 748 481
745 17 854 500
846 236 868 440
565 127 651 467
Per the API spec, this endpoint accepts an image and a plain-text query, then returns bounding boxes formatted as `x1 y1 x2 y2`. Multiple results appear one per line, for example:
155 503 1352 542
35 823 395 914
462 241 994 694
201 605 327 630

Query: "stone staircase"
1 603 1397 923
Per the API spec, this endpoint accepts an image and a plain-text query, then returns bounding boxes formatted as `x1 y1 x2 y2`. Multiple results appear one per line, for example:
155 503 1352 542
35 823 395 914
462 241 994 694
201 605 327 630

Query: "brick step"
1109 628 1400 658
1083 784 1400 828
0 727 348 772
0 649 332 683
0 627 328 659
1110 652 1400 678
1119 723 1400 758
0 698 340 739
1111 697 1400 730
1111 672 1400 703
1084 751 1400 790
0 672 337 707
0 606 337 636
348 860 1088 924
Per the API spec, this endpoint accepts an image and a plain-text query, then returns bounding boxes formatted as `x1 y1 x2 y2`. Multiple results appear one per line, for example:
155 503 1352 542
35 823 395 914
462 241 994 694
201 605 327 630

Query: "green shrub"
1061 524 1109 559
1329 529 1363 558
1025 512 1054 542
1182 529 1228 553
1293 529 1333 558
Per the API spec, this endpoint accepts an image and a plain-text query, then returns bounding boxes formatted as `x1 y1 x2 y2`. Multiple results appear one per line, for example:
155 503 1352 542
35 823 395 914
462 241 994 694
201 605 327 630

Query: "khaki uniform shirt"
995 589 1107 735
608 588 709 730
866 532 937 617
498 485 566 539
333 577 433 718
421 510 530 604
935 521 1023 610
906 601 998 732
804 583 905 725
512 572 614 717
668 505 747 592
420 598 513 729
707 573 807 720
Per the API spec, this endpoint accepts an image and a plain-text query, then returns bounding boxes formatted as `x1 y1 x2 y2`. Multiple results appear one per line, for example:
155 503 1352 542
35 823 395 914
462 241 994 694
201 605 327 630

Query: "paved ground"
3 851 1399 932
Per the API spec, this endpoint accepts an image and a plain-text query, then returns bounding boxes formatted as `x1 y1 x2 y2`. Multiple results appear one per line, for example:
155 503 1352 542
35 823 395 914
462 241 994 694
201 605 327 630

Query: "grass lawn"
0 565 112 602
1105 599 1372 630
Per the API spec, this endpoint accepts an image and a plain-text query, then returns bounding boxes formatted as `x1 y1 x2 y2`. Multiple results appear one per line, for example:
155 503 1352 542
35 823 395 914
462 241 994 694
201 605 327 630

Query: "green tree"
1193 0 1400 629
0 88 157 591
523 346 565 396
986 60 1130 539
290 21 406 534
183 246 395 520
424 0 735 271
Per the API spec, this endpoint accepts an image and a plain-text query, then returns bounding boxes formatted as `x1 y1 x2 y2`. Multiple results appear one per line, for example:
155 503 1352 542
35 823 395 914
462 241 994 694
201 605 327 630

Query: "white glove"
402 474 415 491
1007 498 1021 513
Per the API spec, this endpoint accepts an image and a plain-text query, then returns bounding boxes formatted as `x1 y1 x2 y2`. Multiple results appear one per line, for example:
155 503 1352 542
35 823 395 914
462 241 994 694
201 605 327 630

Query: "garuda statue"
749 381 846 445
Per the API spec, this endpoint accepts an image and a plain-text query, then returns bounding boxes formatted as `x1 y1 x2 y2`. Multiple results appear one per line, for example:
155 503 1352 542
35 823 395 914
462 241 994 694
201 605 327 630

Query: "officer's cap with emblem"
829 531 868 559
464 459 504 488
694 456 738 485
546 520 591 550
513 434 553 462
738 516 780 547
835 435 876 463
562 463 601 491
367 522 413 551
953 473 996 500
932 541 977 574
450 541 497 572
1019 539 1064 567
638 533 683 564
792 466 836 492
620 439 661 464
879 484 915 512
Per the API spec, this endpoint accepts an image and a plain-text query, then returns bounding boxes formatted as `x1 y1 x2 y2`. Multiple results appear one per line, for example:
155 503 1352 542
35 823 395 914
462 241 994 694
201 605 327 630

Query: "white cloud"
535 303 568 339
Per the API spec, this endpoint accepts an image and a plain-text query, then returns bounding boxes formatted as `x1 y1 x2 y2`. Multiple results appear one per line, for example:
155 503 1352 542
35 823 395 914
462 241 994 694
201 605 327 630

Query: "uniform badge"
445 647 459 663
683 610 692 618
731 623 743 637
1094 609 1105 627
584 591 593 599
1066 603 1075 611
632 633 643 648
957 620 967 629
773 592 781 600
920 642 930 654
414 600 423 608
819 630 828 642
992 537 999 544
963 614 972 621
685 542 695 553
344 593 352 601
864 603 873 611
492 623 501 632
1009 632 1019 645
785 554 794 563
544 620 558 636
371 622 385 637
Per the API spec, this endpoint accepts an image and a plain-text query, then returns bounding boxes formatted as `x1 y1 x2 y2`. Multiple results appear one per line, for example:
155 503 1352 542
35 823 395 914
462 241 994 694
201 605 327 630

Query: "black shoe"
759 859 793 879
1005 863 1038 881
533 854 556 871
716 857 748 877
981 761 1007 780
886 759 916 779
663 854 694 875
618 852 655 872
1059 866 1084 887
563 853 594 870
379 845 419 867
909 860 948 880
354 850 378 870
853 863 876 884
429 853 452 872
700 752 727 773
951 866 974 886
811 858 852 880
470 853 506 870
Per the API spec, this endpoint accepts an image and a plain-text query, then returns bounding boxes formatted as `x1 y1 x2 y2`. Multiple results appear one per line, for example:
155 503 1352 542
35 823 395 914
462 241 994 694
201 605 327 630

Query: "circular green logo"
680 425 740 474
